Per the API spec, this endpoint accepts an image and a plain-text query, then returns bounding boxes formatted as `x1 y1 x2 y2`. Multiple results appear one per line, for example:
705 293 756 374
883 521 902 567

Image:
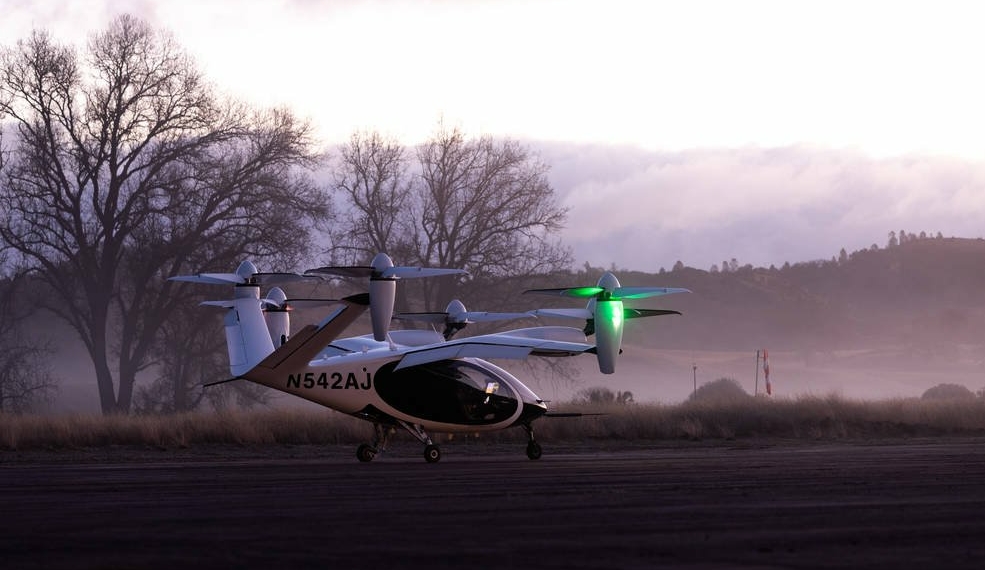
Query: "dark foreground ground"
2 438 984 569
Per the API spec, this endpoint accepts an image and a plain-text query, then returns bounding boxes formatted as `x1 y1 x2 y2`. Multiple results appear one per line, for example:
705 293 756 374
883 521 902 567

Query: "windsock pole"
754 349 760 396
763 349 772 396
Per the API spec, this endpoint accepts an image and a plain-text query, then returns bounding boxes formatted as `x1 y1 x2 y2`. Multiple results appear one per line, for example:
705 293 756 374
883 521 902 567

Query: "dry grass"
2 395 985 451
0 409 373 451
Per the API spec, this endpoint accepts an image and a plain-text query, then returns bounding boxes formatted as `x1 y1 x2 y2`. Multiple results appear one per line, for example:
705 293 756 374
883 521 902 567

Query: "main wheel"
357 443 377 462
526 441 543 460
424 444 441 463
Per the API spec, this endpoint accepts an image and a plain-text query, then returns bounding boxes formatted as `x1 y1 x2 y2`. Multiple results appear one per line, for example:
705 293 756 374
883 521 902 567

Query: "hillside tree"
0 16 330 414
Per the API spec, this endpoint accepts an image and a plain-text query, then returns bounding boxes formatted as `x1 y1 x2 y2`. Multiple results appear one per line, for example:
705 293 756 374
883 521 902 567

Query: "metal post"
692 362 697 396
754 349 760 396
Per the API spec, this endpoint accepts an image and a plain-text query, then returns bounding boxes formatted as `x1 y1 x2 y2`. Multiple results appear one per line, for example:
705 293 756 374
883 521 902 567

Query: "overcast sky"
4 0 985 271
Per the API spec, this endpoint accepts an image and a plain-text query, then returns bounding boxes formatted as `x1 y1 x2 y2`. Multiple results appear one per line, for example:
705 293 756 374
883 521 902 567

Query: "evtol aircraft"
171 253 689 462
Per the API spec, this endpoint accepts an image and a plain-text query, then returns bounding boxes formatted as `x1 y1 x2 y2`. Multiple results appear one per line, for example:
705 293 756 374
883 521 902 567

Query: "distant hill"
595 236 985 353
16 235 985 409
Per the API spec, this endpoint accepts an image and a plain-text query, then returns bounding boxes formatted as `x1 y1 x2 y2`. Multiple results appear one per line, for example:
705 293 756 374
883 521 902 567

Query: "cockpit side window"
374 360 519 425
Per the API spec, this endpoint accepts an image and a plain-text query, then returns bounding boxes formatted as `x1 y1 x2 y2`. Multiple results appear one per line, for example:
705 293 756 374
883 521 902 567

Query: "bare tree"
329 131 413 264
414 125 569 307
329 125 570 312
0 16 330 414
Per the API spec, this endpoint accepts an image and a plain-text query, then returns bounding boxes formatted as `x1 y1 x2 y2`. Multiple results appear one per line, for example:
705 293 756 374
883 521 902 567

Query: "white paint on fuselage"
250 346 545 433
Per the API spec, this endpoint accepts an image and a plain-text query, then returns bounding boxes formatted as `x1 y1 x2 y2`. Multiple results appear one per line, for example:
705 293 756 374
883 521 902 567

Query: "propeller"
525 271 689 374
305 252 468 341
169 260 315 287
171 262 331 348
257 287 349 347
394 299 533 340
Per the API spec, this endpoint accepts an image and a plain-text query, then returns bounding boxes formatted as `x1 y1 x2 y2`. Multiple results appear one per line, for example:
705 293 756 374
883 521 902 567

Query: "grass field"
3 395 984 451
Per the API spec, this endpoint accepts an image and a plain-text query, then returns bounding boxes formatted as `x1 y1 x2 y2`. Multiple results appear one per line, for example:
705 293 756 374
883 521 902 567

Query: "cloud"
539 143 985 271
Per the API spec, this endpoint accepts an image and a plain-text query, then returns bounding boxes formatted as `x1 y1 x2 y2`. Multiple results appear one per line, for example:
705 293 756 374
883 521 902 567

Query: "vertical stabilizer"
200 286 276 377
223 297 276 376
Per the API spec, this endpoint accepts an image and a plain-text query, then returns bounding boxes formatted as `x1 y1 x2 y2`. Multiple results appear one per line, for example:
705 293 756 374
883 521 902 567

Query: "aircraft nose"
518 399 548 425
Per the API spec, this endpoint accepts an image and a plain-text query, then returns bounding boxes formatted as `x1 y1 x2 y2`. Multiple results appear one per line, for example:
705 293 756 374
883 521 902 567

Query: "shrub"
921 383 975 400
689 377 752 404
575 386 634 405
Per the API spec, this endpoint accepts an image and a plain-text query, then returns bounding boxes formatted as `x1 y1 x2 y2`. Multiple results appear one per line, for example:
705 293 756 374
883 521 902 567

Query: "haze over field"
5 0 985 271
6 1 985 412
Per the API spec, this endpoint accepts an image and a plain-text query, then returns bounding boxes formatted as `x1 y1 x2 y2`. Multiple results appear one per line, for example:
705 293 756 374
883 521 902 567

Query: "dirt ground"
2 438 984 569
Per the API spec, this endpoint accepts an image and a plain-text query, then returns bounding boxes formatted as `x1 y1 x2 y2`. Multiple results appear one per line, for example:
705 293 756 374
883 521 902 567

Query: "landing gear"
399 419 440 464
522 423 543 460
356 443 376 462
355 423 393 463
355 420 440 463
424 444 441 463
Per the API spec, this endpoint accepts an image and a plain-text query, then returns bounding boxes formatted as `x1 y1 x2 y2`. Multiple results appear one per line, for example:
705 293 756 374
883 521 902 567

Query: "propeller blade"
393 312 450 324
170 266 311 286
528 308 594 320
200 299 240 308
523 286 604 298
254 272 320 285
282 298 345 310
385 266 469 279
613 286 691 299
465 311 532 323
624 308 682 319
170 273 245 285
304 266 375 279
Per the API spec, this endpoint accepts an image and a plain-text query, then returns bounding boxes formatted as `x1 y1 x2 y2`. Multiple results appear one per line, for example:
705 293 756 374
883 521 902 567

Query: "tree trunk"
91 347 119 414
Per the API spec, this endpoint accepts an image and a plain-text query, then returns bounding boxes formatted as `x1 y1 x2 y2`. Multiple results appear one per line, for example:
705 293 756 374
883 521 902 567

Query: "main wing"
393 326 593 371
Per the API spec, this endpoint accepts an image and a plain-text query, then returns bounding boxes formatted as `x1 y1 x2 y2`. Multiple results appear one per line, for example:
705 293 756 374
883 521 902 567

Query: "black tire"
357 444 376 462
526 441 543 460
424 444 441 463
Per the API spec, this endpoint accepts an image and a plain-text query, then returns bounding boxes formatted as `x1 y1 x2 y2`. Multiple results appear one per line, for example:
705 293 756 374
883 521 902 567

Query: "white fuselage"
245 341 546 433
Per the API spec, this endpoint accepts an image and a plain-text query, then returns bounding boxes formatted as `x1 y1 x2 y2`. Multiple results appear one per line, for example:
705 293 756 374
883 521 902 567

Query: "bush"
575 386 634 405
921 383 975 400
689 377 752 404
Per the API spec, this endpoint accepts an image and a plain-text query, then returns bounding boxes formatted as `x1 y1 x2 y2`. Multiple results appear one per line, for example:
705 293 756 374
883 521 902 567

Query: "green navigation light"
566 286 604 298
596 299 623 329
